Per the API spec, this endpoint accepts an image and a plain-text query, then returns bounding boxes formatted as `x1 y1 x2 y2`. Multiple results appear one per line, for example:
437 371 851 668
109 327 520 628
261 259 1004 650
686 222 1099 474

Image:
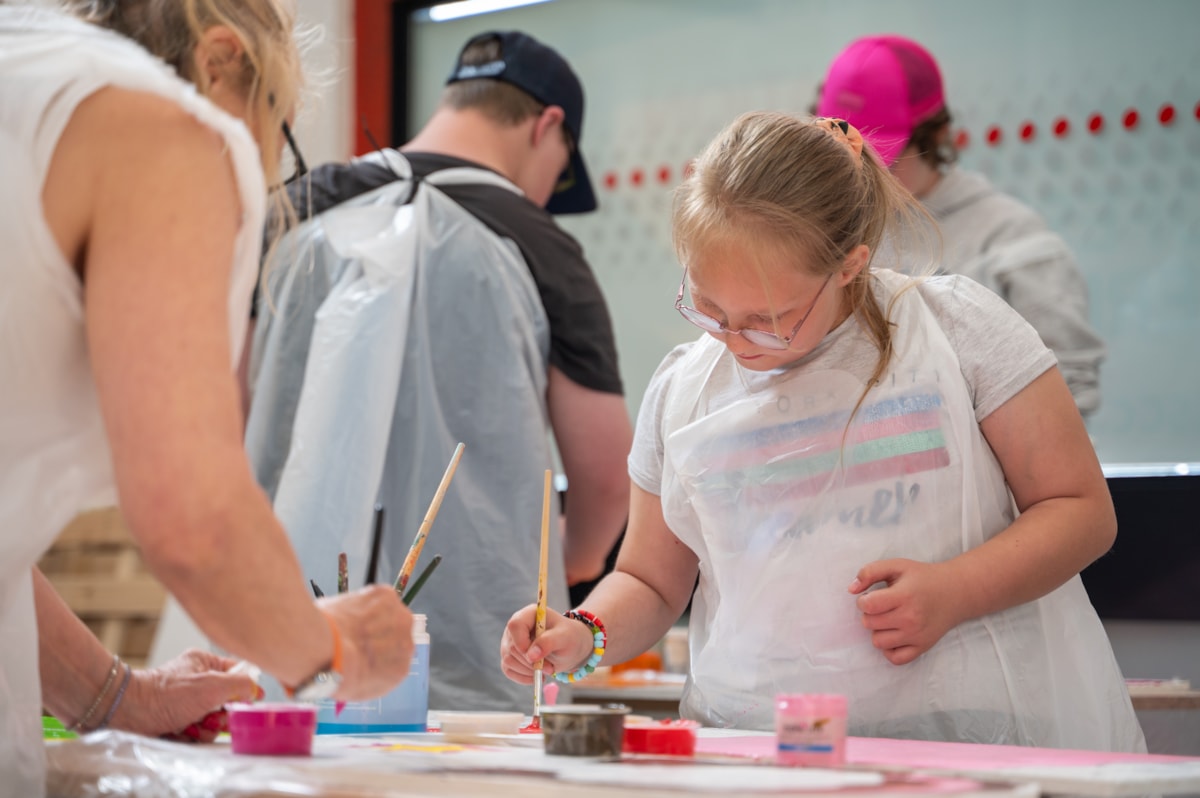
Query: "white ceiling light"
424 0 555 23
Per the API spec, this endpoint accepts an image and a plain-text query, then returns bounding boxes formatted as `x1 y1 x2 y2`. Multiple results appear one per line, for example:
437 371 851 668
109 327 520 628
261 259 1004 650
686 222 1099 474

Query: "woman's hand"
500 604 594 684
319 584 414 702
113 649 262 741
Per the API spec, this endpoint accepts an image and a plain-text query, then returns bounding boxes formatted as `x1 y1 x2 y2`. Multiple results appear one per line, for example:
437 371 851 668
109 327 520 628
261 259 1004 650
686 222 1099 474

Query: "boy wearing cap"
818 35 1105 419
246 31 631 712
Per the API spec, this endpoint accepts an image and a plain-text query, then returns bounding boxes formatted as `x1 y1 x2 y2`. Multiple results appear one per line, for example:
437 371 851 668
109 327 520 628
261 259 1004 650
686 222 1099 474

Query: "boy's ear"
532 105 566 148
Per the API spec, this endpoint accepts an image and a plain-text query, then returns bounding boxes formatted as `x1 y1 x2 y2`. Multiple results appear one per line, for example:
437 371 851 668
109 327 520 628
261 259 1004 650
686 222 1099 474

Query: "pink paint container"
775 693 847 767
227 702 318 756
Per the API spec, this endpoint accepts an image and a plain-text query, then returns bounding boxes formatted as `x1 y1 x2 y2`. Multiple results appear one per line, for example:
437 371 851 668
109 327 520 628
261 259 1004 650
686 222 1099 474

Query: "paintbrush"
394 442 465 596
365 503 385 584
309 579 325 598
335 554 349 716
532 469 552 727
401 555 442 606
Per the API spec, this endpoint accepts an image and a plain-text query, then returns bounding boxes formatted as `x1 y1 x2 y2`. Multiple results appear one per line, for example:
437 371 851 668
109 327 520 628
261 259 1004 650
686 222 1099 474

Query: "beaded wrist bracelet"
553 609 607 683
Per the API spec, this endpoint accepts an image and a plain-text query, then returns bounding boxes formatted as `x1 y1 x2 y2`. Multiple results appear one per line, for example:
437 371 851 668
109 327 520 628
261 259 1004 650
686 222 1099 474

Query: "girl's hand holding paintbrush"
499 606 595 684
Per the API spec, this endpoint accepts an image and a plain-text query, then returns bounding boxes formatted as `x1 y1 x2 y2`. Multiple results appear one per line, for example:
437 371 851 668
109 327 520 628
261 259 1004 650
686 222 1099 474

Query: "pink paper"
696 734 1197 770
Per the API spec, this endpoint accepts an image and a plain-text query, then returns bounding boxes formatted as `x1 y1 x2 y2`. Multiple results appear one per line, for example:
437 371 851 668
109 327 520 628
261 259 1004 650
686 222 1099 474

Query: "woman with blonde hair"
0 3 412 792
502 111 1144 751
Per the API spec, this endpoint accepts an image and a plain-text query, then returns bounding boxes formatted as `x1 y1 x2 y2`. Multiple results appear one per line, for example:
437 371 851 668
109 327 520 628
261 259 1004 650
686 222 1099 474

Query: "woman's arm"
35 567 257 735
852 366 1115 663
43 87 412 698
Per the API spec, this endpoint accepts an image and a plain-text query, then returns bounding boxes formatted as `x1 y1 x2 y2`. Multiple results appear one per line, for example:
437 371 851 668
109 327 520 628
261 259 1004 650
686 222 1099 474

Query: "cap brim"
545 148 596 215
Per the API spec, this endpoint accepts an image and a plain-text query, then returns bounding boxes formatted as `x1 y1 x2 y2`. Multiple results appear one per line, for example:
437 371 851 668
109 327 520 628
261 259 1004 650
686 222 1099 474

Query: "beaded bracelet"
69 654 121 732
95 662 133 731
553 609 607 683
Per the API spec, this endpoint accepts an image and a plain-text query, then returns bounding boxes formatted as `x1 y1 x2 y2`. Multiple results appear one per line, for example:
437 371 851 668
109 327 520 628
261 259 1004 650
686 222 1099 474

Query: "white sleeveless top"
0 8 264 795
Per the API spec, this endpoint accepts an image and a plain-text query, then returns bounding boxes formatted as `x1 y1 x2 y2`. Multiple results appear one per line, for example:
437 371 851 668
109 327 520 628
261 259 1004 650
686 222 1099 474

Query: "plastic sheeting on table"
45 729 1040 798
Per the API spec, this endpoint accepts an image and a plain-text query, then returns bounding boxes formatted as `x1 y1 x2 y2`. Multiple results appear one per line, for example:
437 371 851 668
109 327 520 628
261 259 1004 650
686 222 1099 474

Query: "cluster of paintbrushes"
303 445 556 733
309 442 464 606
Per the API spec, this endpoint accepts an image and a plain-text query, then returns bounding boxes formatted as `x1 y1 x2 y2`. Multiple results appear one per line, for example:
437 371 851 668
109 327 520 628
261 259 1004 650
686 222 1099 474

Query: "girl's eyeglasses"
674 267 832 350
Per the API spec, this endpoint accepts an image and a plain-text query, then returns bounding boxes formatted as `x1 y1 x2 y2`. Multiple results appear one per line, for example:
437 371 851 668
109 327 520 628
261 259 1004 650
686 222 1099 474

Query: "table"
45 726 1200 797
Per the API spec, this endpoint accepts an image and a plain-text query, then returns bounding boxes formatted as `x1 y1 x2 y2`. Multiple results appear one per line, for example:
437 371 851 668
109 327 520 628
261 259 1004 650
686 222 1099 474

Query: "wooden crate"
39 508 167 668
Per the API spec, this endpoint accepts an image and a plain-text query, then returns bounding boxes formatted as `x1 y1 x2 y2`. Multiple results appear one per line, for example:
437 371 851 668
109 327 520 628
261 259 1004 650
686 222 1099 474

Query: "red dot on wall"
1194 101 1200 121
953 128 970 150
603 171 618 190
985 125 1002 146
1019 121 1036 141
1123 108 1139 130
630 168 644 187
1087 113 1104 134
1053 117 1070 138
1159 103 1176 126
657 165 672 184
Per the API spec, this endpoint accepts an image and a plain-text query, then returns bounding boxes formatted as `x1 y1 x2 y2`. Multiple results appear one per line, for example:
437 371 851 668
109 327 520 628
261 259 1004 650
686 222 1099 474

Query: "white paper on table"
987 762 1200 797
557 762 884 792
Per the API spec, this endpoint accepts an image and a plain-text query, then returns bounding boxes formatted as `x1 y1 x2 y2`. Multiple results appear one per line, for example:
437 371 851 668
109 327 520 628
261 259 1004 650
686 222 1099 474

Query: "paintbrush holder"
316 613 429 733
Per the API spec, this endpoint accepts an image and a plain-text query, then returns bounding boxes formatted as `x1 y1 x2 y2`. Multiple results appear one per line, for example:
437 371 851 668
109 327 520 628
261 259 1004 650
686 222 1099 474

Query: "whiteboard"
409 0 1200 465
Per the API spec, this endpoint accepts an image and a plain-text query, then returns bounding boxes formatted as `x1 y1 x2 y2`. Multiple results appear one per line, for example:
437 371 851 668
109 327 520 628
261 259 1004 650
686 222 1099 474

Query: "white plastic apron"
246 153 565 711
661 271 1143 750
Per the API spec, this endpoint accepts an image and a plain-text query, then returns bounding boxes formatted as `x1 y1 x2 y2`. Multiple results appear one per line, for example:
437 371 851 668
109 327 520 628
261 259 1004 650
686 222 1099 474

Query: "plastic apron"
246 153 566 712
660 270 1144 750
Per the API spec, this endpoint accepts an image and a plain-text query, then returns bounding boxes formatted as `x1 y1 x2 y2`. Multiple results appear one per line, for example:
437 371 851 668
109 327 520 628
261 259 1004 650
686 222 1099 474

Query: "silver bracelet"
69 654 121 732
95 662 132 731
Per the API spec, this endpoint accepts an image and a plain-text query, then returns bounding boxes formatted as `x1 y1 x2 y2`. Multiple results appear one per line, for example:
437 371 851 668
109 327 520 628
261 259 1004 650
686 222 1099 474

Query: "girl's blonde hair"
672 110 934 397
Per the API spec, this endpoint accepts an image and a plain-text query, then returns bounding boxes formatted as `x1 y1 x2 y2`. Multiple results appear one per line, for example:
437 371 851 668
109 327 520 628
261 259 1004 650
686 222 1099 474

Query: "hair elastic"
816 116 865 159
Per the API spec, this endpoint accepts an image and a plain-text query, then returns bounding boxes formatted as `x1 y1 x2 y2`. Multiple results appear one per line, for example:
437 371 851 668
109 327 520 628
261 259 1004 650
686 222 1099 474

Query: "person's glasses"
281 119 308 185
675 267 832 350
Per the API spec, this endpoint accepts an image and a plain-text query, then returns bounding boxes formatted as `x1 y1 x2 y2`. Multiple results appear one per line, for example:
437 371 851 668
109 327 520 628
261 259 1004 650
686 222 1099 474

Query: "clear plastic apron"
246 155 565 711
660 271 1144 750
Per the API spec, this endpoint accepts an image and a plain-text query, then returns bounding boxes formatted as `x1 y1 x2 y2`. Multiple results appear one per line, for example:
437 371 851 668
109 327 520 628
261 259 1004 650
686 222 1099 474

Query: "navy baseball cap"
447 30 597 215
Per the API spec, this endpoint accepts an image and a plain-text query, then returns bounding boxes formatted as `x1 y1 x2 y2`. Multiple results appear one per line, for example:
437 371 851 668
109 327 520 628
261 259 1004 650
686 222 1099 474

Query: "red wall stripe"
354 0 392 156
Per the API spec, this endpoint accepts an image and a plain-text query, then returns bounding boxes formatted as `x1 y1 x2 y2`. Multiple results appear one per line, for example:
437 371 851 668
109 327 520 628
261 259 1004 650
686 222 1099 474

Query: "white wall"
293 0 356 165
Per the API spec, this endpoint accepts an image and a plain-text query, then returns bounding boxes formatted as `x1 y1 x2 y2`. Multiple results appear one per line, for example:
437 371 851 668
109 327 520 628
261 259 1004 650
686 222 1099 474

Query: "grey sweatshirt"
918 167 1105 417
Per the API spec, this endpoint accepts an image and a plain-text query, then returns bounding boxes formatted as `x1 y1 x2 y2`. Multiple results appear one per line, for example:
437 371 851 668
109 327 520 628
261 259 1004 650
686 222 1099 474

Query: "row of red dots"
602 101 1200 191
970 101 1193 149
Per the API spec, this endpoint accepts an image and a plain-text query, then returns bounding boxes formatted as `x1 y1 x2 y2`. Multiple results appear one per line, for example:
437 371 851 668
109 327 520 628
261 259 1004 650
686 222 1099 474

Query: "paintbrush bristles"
395 443 465 595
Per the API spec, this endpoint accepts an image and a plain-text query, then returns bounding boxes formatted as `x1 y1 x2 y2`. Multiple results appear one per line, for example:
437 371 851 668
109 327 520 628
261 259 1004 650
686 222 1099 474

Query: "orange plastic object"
622 718 700 756
611 650 662 673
